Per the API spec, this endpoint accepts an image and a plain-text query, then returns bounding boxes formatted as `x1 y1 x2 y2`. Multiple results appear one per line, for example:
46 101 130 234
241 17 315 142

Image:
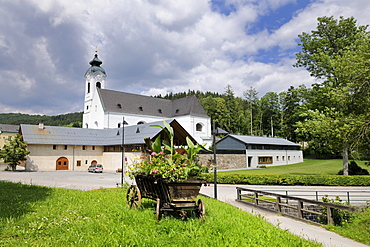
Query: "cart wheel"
126 185 142 209
197 199 205 219
179 209 187 220
155 198 161 221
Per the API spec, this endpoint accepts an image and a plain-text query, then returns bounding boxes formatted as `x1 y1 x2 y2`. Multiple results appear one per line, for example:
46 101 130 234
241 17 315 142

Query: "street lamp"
121 117 128 186
212 121 217 199
212 120 228 200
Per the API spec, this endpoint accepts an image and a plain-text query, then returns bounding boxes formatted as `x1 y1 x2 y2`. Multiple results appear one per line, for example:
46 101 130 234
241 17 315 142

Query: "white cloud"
0 0 370 114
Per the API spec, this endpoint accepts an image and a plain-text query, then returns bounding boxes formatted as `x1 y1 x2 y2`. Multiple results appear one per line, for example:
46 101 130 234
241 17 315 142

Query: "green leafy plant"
202 174 370 186
0 133 30 171
337 161 369 175
130 121 210 181
318 195 355 226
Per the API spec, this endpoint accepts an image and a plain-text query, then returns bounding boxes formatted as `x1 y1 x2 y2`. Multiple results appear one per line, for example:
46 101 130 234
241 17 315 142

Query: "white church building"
82 54 212 146
17 53 303 173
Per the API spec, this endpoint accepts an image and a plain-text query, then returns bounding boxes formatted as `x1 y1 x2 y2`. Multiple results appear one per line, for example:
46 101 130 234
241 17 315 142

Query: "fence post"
315 191 318 201
327 207 334 225
276 196 281 213
297 200 303 219
285 191 288 203
347 191 350 204
254 192 259 205
237 188 241 200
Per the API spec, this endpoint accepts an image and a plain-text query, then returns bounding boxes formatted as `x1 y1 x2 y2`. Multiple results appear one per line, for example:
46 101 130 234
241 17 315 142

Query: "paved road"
0 170 133 190
1 171 369 247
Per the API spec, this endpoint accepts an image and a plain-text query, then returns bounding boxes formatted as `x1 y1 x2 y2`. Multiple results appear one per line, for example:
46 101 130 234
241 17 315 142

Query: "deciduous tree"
0 134 30 171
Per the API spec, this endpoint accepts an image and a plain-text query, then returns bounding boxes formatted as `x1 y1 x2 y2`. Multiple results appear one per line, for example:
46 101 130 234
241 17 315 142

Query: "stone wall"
199 154 246 170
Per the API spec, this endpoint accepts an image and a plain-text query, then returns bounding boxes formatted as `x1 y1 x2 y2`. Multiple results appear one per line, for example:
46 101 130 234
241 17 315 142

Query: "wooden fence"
236 187 357 225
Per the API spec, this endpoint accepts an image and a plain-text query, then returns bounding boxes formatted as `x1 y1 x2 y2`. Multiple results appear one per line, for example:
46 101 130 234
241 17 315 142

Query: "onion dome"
85 54 106 76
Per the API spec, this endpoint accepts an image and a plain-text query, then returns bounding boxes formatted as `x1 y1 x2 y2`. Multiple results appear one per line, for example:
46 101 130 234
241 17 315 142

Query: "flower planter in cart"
126 175 205 220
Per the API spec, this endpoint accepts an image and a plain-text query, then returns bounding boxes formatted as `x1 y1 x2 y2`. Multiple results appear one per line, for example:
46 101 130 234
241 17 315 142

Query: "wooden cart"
126 175 205 220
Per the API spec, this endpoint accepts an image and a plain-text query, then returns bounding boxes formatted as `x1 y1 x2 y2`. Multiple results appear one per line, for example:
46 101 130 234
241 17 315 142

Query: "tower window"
96 82 101 89
196 123 203 132
87 83 90 93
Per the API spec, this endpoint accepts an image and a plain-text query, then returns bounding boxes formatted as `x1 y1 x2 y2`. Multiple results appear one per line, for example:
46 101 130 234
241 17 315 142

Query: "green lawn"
0 181 320 247
219 159 369 175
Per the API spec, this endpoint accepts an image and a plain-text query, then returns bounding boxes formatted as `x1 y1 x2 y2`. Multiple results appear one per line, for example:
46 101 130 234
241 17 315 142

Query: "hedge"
200 174 370 186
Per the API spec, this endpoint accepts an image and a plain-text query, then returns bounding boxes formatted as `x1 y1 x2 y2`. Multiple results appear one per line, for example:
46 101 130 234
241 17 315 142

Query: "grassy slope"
0 181 320 247
325 208 370 245
219 159 369 175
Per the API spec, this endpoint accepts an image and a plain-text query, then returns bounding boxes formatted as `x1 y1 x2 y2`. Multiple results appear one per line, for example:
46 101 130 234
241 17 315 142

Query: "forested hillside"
155 85 296 141
0 112 82 127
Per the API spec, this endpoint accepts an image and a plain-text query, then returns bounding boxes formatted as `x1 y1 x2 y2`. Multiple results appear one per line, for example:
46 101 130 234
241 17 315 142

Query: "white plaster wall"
84 93 106 129
25 144 144 173
245 149 303 168
103 112 212 145
105 112 163 129
25 144 104 172
175 115 212 146
101 152 142 172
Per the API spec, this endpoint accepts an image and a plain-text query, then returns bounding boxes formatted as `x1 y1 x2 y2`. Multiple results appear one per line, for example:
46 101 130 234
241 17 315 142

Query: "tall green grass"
0 181 320 246
325 207 370 245
219 159 369 175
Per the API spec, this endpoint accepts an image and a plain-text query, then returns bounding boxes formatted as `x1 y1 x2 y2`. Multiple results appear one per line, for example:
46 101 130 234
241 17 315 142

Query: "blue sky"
1 0 370 115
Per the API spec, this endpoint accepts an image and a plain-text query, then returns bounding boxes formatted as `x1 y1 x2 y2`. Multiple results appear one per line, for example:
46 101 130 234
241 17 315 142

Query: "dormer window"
139 106 143 111
158 109 162 113
175 109 179 114
117 104 122 109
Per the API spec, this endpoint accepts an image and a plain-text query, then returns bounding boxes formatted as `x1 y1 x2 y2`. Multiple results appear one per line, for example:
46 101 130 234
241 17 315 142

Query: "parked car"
88 164 103 173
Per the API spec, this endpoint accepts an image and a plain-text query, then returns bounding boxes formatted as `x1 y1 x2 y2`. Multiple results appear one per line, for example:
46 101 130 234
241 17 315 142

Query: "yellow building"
0 124 19 149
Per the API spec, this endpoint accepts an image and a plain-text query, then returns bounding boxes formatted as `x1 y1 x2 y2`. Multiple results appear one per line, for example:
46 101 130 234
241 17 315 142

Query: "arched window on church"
87 83 90 93
196 123 203 132
96 82 101 89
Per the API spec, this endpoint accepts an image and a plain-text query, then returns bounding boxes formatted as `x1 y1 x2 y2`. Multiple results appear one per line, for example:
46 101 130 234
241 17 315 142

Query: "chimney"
38 123 45 130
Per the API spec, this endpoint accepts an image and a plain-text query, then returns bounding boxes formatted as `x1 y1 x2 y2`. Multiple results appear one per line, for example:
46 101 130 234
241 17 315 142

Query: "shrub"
337 161 369 175
201 174 370 186
318 195 355 226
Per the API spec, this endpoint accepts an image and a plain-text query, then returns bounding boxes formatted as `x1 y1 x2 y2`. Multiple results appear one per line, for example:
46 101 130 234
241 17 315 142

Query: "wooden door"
56 157 69 170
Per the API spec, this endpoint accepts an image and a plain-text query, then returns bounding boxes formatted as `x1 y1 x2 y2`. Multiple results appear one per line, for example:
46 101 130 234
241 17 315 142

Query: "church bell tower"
83 53 107 128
